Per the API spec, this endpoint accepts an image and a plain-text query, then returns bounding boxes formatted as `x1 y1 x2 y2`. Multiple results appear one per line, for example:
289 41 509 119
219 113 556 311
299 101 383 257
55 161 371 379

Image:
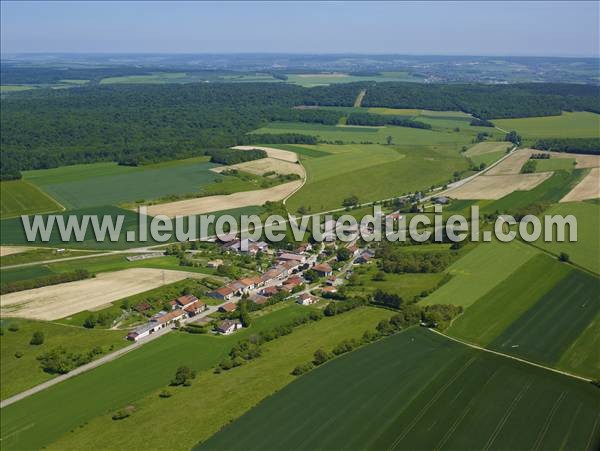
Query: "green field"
198 328 600 450
482 169 586 215
0 205 263 250
447 254 571 346
0 85 36 93
0 180 63 219
285 143 468 212
533 158 576 172
22 158 228 209
535 201 600 274
0 318 127 399
0 248 97 267
422 240 540 308
1 306 392 450
465 141 511 167
489 269 600 374
494 111 600 139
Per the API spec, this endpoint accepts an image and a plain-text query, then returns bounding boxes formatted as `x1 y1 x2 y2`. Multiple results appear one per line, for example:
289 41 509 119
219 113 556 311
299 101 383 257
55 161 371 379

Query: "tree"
171 366 196 386
342 195 359 207
372 271 386 281
30 331 45 345
386 135 393 145
83 315 97 329
559 252 570 262
505 130 521 145
313 349 330 366
336 247 352 262
239 304 251 328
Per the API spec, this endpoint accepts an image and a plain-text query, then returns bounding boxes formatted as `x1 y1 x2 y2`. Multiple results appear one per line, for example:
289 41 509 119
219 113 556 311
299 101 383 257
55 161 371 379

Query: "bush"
159 389 172 398
8 323 19 332
171 366 196 386
559 252 570 262
291 362 314 376
313 348 331 366
112 410 131 420
14 351 24 358
30 331 45 345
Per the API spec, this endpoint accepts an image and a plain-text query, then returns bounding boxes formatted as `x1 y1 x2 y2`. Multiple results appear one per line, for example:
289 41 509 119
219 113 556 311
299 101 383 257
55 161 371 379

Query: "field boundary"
430 328 591 382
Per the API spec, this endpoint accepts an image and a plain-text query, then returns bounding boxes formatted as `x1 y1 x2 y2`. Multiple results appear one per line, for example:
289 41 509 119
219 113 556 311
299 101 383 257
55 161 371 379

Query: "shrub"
14 351 24 358
559 252 570 262
30 331 45 345
171 366 196 386
313 348 331 366
291 362 314 376
159 390 172 398
8 323 19 332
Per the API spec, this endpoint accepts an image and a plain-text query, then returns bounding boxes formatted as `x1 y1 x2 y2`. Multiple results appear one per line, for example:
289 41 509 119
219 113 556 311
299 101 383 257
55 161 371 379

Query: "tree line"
345 112 432 129
532 138 600 155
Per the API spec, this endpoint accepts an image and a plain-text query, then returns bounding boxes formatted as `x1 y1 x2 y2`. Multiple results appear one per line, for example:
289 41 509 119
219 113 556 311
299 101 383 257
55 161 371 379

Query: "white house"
217 319 243 335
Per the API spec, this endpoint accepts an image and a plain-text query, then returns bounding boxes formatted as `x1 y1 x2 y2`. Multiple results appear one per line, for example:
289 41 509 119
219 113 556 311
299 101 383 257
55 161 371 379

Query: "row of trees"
346 112 431 129
533 138 600 155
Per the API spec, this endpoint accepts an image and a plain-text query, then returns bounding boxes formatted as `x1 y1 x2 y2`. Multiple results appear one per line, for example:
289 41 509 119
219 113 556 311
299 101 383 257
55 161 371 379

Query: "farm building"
321 286 338 295
219 302 237 313
313 263 333 277
175 294 199 308
277 252 306 264
282 276 303 291
126 322 162 341
217 319 243 335
249 293 269 305
261 286 280 297
296 293 318 306
208 286 235 301
434 196 450 205
155 309 186 326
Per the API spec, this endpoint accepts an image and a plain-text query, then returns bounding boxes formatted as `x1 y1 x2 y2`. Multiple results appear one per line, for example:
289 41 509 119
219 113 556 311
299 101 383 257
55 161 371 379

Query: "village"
125 219 378 341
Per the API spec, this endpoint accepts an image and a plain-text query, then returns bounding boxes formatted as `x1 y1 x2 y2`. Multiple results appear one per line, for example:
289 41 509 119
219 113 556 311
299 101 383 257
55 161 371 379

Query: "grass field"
465 141 511 167
482 169 586 215
421 241 540 308
489 269 600 374
1 306 392 450
494 111 600 139
0 205 263 250
446 254 568 346
535 201 600 274
0 248 97 267
533 158 576 172
0 180 63 219
0 318 127 400
23 158 227 209
198 328 600 451
285 143 468 212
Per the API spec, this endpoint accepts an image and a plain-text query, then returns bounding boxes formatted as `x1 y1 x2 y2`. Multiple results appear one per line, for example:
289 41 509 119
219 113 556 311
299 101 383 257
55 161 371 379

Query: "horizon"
2 1 598 57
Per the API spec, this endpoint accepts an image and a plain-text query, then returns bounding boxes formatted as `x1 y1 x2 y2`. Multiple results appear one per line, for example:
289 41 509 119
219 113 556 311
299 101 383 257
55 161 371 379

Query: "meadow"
22 158 226 209
0 318 128 400
0 180 63 219
494 111 600 140
533 158 576 172
0 306 392 450
0 248 97 267
465 141 511 167
197 328 600 451
421 240 540 308
534 201 600 274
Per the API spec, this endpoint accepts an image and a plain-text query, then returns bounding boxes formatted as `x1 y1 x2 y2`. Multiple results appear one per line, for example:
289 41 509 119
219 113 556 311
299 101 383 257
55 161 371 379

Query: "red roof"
215 286 234 296
313 263 332 273
219 302 237 312
176 294 198 306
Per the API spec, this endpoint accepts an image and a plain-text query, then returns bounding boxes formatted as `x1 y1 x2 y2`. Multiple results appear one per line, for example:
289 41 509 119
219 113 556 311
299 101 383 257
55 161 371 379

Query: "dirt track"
560 167 600 202
0 246 30 257
445 173 552 199
0 268 203 320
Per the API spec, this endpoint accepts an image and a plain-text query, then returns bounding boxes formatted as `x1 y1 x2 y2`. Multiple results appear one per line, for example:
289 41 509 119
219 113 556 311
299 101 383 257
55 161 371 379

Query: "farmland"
198 328 600 451
0 318 127 400
0 306 392 450
465 141 511 167
494 112 600 140
0 180 63 219
22 158 226 209
421 240 540 308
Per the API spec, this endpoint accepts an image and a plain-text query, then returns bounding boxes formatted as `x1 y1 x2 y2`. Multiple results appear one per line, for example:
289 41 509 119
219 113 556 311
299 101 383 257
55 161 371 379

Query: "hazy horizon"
2 1 598 58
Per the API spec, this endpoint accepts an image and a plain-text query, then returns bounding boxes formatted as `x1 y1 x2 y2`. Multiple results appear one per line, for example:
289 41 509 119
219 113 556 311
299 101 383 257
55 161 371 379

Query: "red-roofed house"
208 286 234 301
219 302 237 313
313 263 333 277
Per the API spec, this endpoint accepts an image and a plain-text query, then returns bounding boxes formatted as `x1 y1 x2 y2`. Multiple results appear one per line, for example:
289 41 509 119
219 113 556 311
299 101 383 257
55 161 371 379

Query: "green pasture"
0 318 127 400
533 158 576 172
0 180 63 219
421 240 540 308
535 201 600 274
0 248 97 267
198 328 600 451
1 306 391 450
23 158 225 209
494 112 600 139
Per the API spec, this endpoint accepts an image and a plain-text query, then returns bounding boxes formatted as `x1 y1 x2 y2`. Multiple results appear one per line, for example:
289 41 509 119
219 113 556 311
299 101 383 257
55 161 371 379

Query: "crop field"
285 143 468 212
494 111 600 139
465 141 511 167
421 241 540 308
561 167 600 202
535 201 600 274
23 158 226 209
0 318 127 400
198 328 600 451
480 169 585 215
0 268 207 320
446 172 552 199
447 254 571 346
0 180 63 219
0 205 263 250
489 269 599 374
0 306 392 450
534 158 576 172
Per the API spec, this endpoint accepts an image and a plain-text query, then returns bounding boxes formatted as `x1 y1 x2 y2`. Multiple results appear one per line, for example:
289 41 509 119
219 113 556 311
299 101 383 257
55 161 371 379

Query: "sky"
1 1 598 57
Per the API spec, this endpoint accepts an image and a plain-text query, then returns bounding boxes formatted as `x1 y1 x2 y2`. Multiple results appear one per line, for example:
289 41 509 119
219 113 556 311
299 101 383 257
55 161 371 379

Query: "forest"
345 112 431 129
533 138 600 155
2 81 599 179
